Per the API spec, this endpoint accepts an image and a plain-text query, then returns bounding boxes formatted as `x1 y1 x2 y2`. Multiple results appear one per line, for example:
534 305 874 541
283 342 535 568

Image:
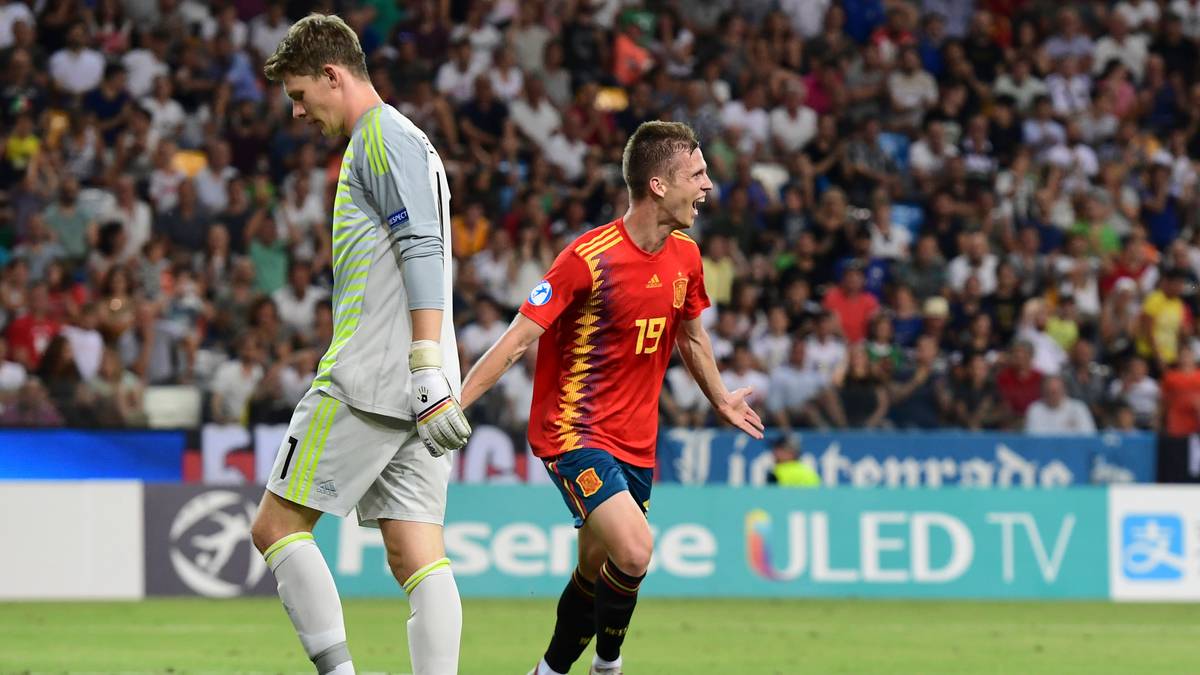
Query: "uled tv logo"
746 509 1076 584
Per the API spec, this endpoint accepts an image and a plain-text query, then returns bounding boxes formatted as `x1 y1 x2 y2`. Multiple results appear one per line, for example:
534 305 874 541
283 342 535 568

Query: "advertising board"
316 485 1109 599
657 430 1155 486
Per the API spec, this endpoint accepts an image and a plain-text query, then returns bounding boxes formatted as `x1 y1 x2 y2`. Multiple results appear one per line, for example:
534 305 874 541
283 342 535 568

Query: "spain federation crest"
672 277 688 309
577 467 604 497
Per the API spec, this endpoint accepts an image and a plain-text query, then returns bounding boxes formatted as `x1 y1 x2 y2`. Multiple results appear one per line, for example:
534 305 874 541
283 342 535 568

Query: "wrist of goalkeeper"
408 340 445 372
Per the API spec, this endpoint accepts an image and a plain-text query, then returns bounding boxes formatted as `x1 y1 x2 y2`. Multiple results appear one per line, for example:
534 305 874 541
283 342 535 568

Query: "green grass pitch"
0 598 1196 674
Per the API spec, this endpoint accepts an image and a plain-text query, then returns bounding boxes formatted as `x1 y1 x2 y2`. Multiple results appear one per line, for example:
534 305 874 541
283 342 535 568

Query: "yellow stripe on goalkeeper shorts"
263 531 314 567
298 398 341 505
403 557 451 594
290 397 333 503
287 397 330 500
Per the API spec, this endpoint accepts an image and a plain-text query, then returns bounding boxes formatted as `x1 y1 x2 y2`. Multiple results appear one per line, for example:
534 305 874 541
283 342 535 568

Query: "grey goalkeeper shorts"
265 389 451 527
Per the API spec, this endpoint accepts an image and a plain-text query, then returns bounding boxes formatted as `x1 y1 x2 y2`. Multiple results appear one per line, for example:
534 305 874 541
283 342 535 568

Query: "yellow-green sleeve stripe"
372 108 388 174
362 120 381 176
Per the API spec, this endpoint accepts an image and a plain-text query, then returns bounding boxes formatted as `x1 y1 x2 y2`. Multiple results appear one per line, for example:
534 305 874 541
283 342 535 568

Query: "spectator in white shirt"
61 303 104 382
1172 0 1200 40
1093 12 1148 81
805 312 848 378
452 6 503 73
769 81 818 154
200 4 247 49
1044 8 1095 61
868 201 912 261
141 75 186 141
509 2 552 74
751 307 793 371
103 176 153 261
1026 375 1097 434
49 23 105 96
993 58 1048 113
1107 356 1160 428
487 46 524 102
509 77 561 149
1017 299 1069 376
721 342 770 409
248 1 289 61
459 296 508 364
1115 0 1160 33
888 47 938 131
1022 96 1066 160
1046 55 1092 116
148 141 184 212
780 0 831 38
209 333 265 425
276 172 325 262
271 260 329 337
767 339 835 430
435 39 482 105
909 118 959 192
193 140 239 213
947 231 998 295
721 84 770 153
0 0 34 50
663 357 707 427
543 123 589 182
121 29 169 99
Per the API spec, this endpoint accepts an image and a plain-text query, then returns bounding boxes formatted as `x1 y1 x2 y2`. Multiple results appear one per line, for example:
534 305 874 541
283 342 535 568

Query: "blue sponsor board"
0 429 186 480
656 429 1156 486
314 485 1109 599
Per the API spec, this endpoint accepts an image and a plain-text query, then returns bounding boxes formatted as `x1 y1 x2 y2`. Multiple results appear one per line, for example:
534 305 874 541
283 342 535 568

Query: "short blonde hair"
263 13 368 82
621 121 699 201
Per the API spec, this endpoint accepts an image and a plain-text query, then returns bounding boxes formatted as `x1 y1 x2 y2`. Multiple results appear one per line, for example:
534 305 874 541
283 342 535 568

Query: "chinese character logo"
1121 514 1185 581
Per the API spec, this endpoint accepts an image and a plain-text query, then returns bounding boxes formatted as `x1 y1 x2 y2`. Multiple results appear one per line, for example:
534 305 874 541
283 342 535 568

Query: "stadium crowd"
3 0 1200 439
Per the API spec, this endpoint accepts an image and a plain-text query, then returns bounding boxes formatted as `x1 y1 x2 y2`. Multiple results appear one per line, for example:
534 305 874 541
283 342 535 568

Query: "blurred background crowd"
3 0 1200 439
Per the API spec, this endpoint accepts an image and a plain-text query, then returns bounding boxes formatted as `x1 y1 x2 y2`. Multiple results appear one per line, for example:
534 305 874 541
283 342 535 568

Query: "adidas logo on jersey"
646 274 662 288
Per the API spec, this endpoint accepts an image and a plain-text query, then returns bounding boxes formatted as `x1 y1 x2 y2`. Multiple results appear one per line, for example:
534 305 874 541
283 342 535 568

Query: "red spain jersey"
519 218 710 467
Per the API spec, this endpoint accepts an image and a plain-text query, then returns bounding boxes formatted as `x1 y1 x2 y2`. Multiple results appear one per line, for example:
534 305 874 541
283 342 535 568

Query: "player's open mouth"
692 195 705 216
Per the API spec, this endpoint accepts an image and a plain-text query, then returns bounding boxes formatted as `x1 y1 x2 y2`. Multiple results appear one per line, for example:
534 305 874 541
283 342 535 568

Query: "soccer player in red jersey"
460 121 764 675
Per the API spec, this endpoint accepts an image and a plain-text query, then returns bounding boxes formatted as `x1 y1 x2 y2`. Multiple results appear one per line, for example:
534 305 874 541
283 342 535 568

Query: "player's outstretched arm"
460 313 545 409
674 316 765 439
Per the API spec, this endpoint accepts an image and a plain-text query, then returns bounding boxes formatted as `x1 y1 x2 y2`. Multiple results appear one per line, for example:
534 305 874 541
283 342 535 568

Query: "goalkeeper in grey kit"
249 13 471 675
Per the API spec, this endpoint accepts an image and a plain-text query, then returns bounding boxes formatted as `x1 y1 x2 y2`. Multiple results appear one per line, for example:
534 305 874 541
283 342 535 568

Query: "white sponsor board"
1109 485 1200 601
0 481 144 599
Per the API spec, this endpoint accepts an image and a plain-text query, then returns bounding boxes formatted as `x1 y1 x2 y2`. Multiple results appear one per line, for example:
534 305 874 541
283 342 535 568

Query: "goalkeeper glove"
409 340 472 457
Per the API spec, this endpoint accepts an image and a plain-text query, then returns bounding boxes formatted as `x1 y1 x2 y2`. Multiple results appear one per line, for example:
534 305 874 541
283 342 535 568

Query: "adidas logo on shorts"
317 480 338 497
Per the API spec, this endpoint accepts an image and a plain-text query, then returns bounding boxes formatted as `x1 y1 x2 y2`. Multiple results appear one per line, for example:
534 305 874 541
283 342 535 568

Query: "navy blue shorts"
543 448 653 528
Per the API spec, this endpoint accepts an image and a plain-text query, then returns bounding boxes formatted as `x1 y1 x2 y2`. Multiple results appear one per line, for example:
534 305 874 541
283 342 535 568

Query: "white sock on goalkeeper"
402 557 462 675
263 533 354 675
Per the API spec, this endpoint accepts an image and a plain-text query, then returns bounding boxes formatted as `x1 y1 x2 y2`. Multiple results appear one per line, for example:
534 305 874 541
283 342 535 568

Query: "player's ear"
649 176 667 199
323 65 339 89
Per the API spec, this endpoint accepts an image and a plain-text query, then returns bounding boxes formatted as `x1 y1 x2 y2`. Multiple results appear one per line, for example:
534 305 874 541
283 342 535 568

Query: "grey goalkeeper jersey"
310 104 460 420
